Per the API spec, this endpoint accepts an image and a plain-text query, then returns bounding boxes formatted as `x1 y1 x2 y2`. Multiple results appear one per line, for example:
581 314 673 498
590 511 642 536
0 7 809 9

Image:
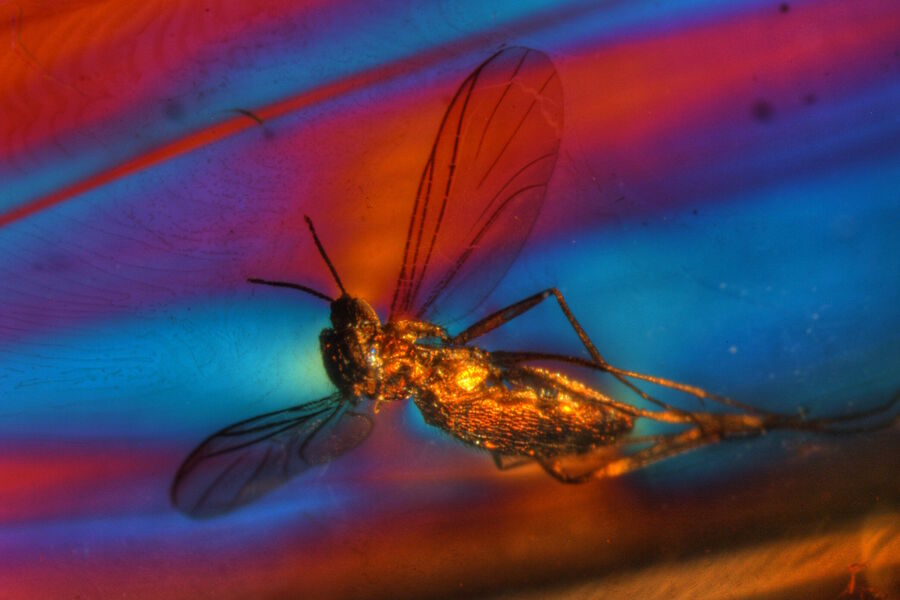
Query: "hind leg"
540 428 717 482
491 452 535 471
453 288 696 417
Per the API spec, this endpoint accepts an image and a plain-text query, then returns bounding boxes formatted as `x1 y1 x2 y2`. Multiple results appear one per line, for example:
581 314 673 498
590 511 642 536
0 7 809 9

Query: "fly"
171 47 899 517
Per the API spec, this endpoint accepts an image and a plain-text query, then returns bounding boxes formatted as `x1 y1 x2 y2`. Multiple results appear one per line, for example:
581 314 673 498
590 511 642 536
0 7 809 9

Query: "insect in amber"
171 47 898 517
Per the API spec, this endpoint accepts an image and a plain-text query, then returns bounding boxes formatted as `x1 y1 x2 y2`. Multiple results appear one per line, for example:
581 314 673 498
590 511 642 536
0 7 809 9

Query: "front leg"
454 288 606 365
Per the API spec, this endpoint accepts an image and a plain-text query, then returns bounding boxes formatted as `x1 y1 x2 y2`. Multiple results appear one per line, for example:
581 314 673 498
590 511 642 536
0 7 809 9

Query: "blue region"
494 153 900 411
1 0 898 557
0 295 332 439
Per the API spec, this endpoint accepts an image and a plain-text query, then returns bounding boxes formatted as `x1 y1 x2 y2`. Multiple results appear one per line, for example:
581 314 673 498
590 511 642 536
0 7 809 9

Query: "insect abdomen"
414 359 633 457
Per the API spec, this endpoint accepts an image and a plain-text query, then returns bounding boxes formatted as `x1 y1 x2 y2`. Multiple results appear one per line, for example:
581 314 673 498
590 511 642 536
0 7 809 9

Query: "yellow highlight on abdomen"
455 364 488 392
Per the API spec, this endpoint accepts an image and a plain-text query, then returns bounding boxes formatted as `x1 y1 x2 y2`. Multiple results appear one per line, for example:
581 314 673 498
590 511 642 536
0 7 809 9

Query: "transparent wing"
389 46 563 324
171 394 372 518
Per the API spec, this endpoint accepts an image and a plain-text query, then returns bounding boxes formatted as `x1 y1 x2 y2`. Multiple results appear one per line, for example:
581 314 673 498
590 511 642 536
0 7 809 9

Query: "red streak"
0 66 400 229
0 446 169 522
4 0 896 230
0 1 634 231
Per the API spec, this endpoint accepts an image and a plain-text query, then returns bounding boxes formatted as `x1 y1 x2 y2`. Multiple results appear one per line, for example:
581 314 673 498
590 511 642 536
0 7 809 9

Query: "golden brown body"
171 47 899 518
362 319 634 458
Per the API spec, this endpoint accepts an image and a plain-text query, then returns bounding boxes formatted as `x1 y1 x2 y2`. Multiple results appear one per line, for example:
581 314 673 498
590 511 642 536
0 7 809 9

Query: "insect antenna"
246 278 334 302
304 214 347 296
245 215 346 301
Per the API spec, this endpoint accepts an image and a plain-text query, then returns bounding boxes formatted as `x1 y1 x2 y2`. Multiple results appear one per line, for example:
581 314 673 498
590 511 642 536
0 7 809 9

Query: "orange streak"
0 67 393 229
0 0 626 230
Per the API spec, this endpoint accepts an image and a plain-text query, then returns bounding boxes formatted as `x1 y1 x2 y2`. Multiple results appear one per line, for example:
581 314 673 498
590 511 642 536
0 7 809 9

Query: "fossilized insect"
171 47 898 517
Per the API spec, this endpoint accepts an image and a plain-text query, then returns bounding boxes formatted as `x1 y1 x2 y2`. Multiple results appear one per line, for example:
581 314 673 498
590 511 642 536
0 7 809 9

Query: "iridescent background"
1 1 898 598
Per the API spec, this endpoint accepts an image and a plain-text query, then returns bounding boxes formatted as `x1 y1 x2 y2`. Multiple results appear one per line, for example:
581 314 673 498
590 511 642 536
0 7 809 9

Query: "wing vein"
204 419 316 459
297 402 344 463
193 454 245 514
473 50 529 165
476 71 558 190
390 154 433 319
408 70 483 310
242 445 275 494
390 47 562 322
475 151 557 225
419 182 548 315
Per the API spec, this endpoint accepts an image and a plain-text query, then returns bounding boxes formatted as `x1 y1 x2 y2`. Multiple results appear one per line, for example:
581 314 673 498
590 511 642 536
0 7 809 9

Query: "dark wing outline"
389 46 563 323
171 394 372 518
